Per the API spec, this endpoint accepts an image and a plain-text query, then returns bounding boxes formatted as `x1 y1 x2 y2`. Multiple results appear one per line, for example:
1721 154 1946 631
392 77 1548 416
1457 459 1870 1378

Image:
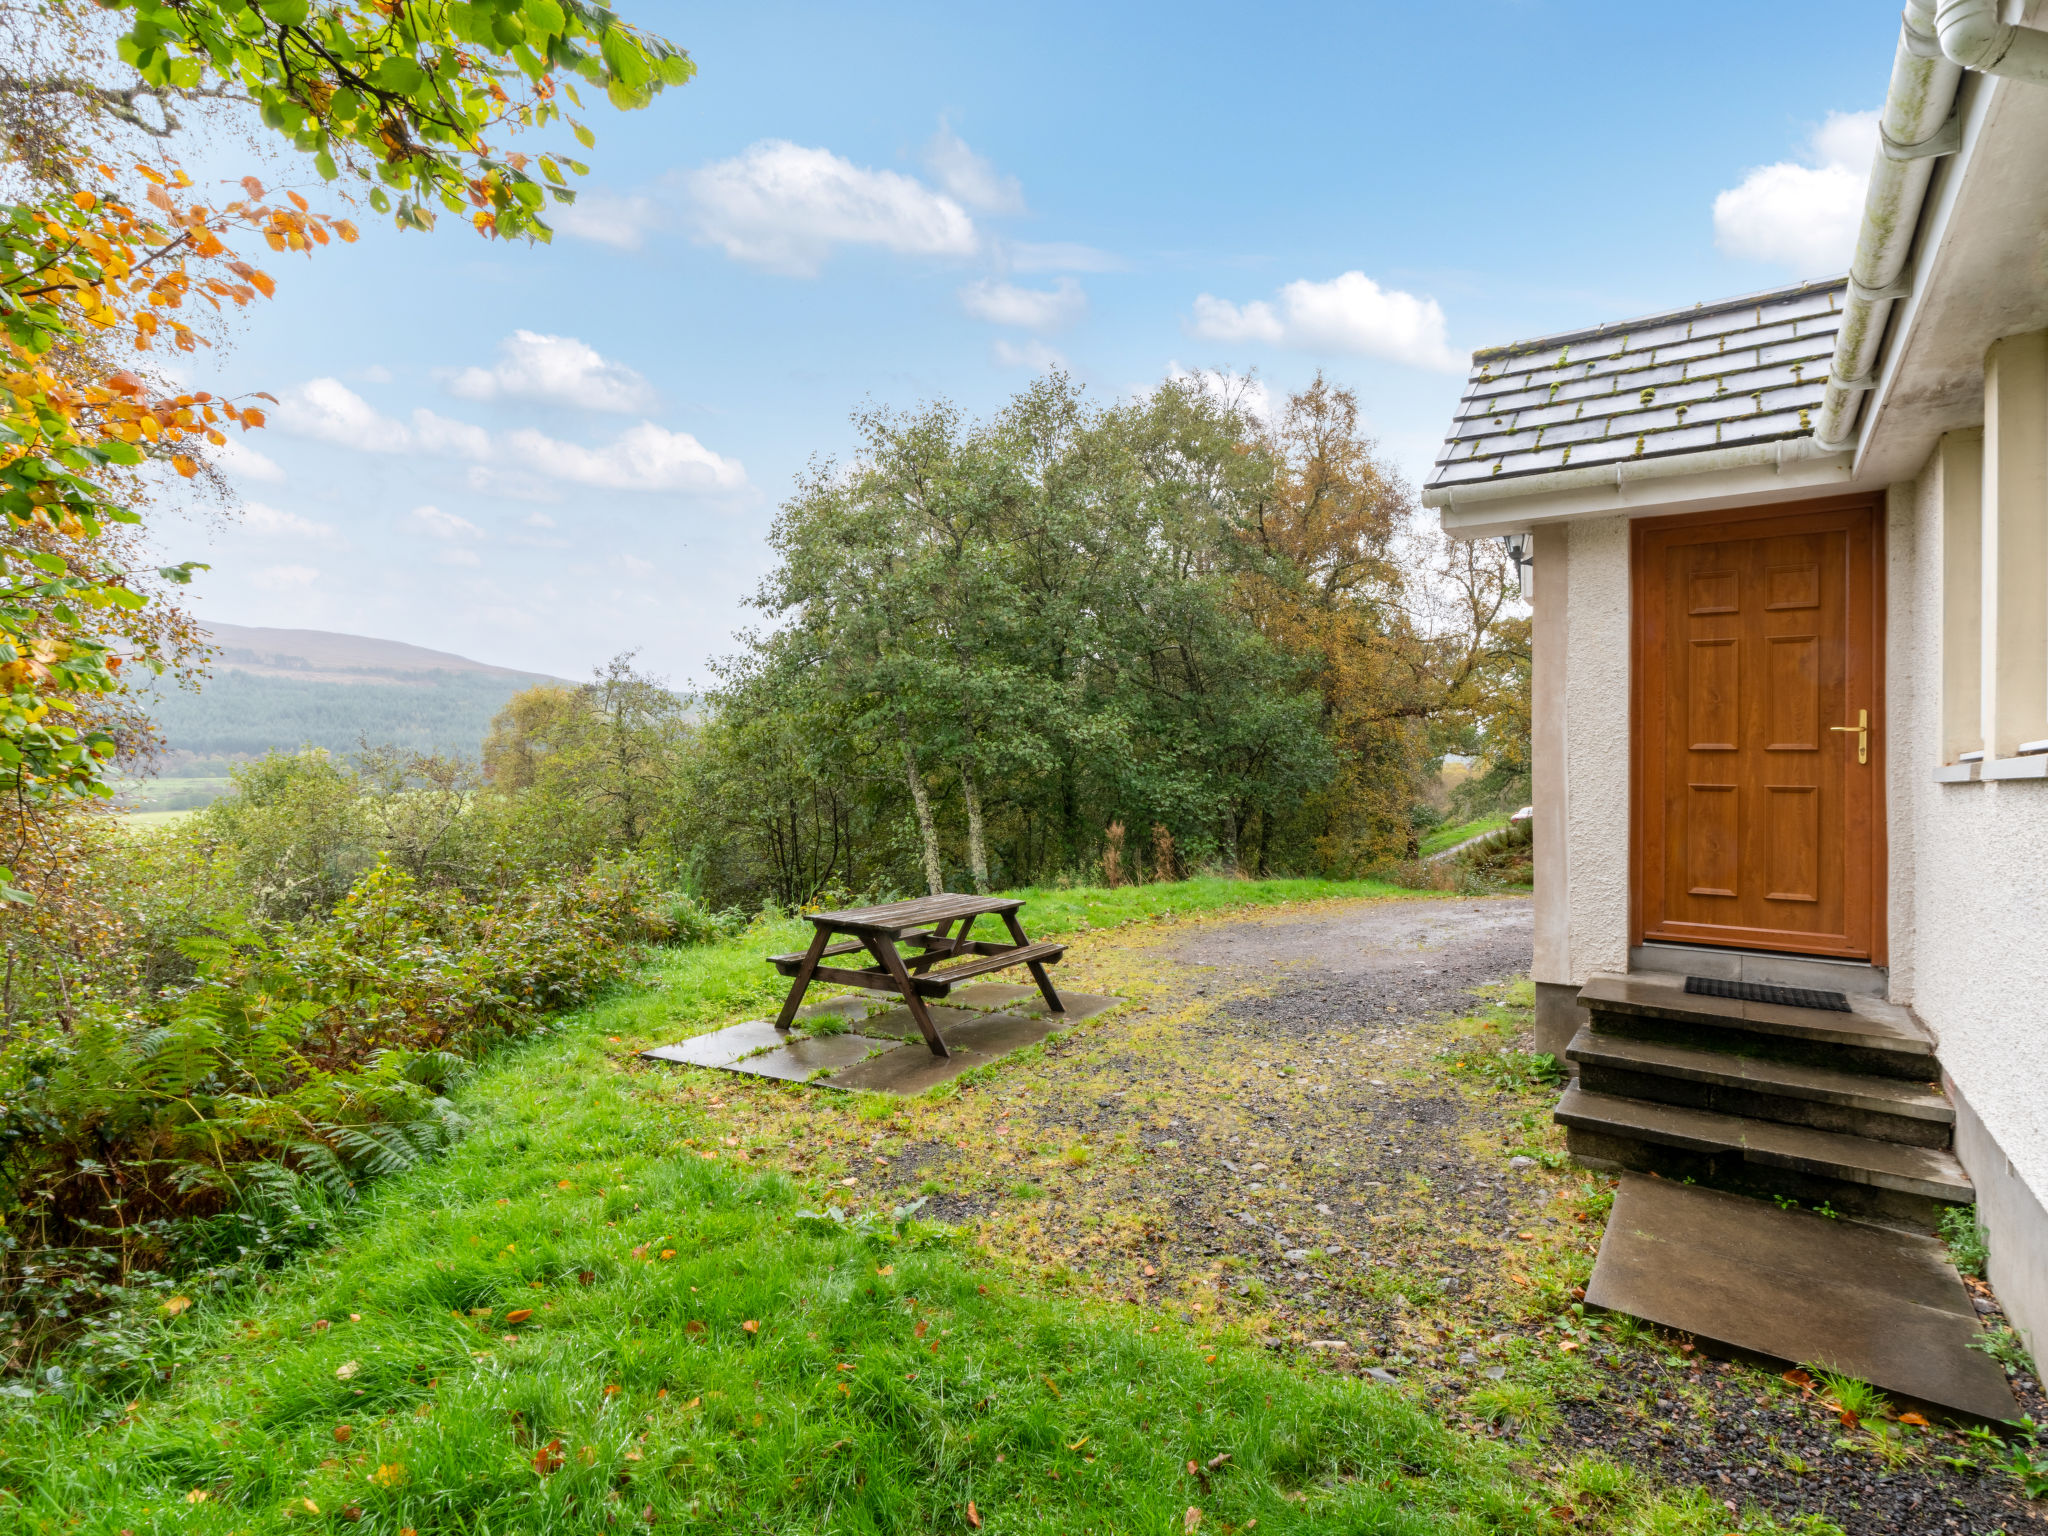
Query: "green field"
1419 815 1510 857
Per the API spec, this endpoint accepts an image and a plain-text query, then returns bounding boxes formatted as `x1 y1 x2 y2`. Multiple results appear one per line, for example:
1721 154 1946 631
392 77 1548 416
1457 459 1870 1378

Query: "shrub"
0 858 639 1363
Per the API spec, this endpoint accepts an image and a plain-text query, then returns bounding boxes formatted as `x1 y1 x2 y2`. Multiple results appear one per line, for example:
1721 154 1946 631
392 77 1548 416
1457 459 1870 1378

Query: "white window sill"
1938 755 2048 782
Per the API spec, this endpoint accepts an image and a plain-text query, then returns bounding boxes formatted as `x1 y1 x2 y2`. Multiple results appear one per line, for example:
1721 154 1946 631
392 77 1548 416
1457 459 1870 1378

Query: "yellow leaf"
372 1463 407 1488
160 1295 192 1316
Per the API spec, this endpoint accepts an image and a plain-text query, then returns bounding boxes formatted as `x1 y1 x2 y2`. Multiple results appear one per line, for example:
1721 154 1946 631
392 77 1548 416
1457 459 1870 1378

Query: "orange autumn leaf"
504 1309 532 1325
533 1438 564 1476
742 1320 760 1334
1898 1411 1932 1428
966 1502 982 1529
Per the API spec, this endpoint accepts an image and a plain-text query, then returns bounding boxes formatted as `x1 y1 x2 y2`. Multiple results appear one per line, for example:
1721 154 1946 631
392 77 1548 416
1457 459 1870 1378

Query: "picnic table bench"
768 893 1065 1058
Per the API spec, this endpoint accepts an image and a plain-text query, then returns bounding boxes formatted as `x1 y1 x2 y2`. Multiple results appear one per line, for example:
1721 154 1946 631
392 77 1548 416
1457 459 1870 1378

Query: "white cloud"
275 378 407 452
616 553 657 580
409 408 491 460
502 421 747 493
1165 363 1273 424
252 564 318 591
208 434 285 482
242 502 341 544
1008 240 1124 273
524 511 557 528
448 331 655 414
922 123 1025 215
960 277 1086 331
554 189 659 250
272 380 747 497
1713 109 1878 271
412 505 484 541
687 140 977 276
993 338 1068 372
1188 271 1462 372
354 364 394 384
437 547 484 567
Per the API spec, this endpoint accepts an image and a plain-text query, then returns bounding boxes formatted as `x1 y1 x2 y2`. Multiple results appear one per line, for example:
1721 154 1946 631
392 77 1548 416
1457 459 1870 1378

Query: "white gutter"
1423 437 1851 514
1817 2 2048 450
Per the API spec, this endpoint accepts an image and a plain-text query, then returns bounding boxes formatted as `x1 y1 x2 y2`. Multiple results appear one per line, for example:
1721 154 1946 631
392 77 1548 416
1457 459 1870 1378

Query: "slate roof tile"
1428 277 1846 490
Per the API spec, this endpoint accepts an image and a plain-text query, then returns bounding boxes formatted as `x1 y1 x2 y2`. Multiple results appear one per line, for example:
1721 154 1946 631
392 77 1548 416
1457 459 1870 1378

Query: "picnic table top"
804 893 1026 937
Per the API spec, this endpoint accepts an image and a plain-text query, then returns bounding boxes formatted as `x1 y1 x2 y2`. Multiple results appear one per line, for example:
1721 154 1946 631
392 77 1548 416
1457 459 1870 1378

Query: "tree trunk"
898 719 945 895
960 762 990 894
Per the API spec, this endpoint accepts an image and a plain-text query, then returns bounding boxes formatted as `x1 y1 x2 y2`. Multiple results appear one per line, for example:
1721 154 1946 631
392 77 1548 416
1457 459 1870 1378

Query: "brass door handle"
1830 708 1869 764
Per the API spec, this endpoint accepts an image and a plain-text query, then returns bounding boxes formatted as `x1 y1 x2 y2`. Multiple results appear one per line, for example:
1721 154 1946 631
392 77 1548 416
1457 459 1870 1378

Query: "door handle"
1830 708 1869 765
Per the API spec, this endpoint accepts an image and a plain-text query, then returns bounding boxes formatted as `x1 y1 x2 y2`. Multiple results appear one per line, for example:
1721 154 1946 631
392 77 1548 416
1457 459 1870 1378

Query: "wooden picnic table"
767 893 1066 1058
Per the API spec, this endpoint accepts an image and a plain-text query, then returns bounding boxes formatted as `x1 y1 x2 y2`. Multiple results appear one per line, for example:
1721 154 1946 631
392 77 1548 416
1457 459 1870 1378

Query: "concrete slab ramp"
1589 1174 2019 1423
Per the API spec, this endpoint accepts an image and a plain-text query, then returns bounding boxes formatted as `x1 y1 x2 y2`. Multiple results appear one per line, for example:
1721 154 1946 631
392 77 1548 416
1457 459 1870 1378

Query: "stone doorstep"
1565 1028 1953 1123
1578 972 1935 1057
1588 1175 2018 1424
1556 1082 1973 1204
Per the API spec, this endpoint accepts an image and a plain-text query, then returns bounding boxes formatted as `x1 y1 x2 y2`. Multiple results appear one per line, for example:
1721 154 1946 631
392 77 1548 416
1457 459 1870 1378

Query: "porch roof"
1425 277 1849 494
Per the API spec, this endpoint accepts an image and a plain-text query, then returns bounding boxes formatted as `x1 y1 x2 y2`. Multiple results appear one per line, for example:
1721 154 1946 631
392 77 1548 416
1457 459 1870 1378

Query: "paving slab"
938 1011 1059 1056
946 982 1042 1012
640 1019 792 1069
985 990 1123 1023
797 995 879 1022
720 1032 897 1083
823 1043 996 1095
858 1004 984 1041
1588 1175 2019 1423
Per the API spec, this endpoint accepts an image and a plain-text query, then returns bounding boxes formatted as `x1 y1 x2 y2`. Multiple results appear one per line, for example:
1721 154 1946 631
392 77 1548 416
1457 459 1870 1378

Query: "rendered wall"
1893 452 2048 1366
1530 512 1632 1047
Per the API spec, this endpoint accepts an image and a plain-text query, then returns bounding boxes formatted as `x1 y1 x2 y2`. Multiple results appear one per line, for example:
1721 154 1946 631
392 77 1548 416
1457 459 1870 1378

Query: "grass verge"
1418 817 1510 858
2 952 1559 1534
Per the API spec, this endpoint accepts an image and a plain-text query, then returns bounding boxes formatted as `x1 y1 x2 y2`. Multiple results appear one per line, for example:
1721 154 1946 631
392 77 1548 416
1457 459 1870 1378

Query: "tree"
0 0 691 897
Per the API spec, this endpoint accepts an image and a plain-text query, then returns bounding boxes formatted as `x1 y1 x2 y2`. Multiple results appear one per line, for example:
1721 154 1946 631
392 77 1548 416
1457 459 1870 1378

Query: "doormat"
1684 976 1850 1012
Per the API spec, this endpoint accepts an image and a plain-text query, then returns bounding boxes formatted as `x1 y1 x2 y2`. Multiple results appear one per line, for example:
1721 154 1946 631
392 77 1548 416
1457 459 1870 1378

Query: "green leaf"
572 121 596 150
166 53 204 88
523 0 564 38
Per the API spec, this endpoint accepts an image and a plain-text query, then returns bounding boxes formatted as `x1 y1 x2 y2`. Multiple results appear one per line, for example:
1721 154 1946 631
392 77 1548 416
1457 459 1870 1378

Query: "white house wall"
1549 516 1632 994
1894 447 2048 1365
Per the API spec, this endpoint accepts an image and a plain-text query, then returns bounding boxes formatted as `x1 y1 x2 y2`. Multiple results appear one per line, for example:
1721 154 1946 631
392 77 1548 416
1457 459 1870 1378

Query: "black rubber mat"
1684 975 1851 1012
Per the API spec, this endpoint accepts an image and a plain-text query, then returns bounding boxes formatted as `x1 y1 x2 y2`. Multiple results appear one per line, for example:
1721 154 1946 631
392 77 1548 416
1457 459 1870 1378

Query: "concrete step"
1566 1027 1953 1148
1588 1175 2018 1423
1556 1082 1972 1230
1577 972 1936 1081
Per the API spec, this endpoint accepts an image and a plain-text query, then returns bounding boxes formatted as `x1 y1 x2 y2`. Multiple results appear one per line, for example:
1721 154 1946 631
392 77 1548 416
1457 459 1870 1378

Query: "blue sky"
173 0 1898 685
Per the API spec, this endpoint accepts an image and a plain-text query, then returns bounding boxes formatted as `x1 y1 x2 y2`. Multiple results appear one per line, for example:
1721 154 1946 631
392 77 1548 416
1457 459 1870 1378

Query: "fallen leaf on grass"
877 1265 894 1276
684 1321 704 1335
335 1361 359 1381
966 1501 982 1529
505 1309 533 1325
185 1490 208 1504
1185 1508 1202 1532
1897 1411 1931 1427
1782 1369 1813 1387
1067 1436 1089 1451
371 1464 407 1488
534 1438 564 1476
161 1296 192 1317
333 1425 352 1443
742 1320 760 1334
579 1270 595 1286
914 1321 929 1339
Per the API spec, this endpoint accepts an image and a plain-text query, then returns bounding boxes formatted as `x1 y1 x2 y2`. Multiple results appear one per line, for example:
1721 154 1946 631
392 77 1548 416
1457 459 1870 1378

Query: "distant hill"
143 623 571 772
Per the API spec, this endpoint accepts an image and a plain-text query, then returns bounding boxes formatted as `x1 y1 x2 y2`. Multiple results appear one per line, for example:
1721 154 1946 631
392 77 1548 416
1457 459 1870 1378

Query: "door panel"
1633 500 1884 961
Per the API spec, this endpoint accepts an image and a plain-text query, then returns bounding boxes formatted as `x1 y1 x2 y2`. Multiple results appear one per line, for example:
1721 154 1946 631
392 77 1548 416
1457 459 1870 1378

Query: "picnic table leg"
1001 910 1066 1014
871 936 951 1058
772 926 831 1032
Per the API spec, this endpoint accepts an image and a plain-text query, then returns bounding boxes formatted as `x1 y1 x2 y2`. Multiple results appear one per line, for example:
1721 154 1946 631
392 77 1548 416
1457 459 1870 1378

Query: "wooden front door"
1633 498 1885 962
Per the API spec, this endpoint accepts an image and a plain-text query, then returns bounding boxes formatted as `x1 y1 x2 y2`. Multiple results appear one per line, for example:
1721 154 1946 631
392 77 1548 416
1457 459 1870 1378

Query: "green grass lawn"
0 880 1807 1534
4 943 1560 1534
1418 816 1510 858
